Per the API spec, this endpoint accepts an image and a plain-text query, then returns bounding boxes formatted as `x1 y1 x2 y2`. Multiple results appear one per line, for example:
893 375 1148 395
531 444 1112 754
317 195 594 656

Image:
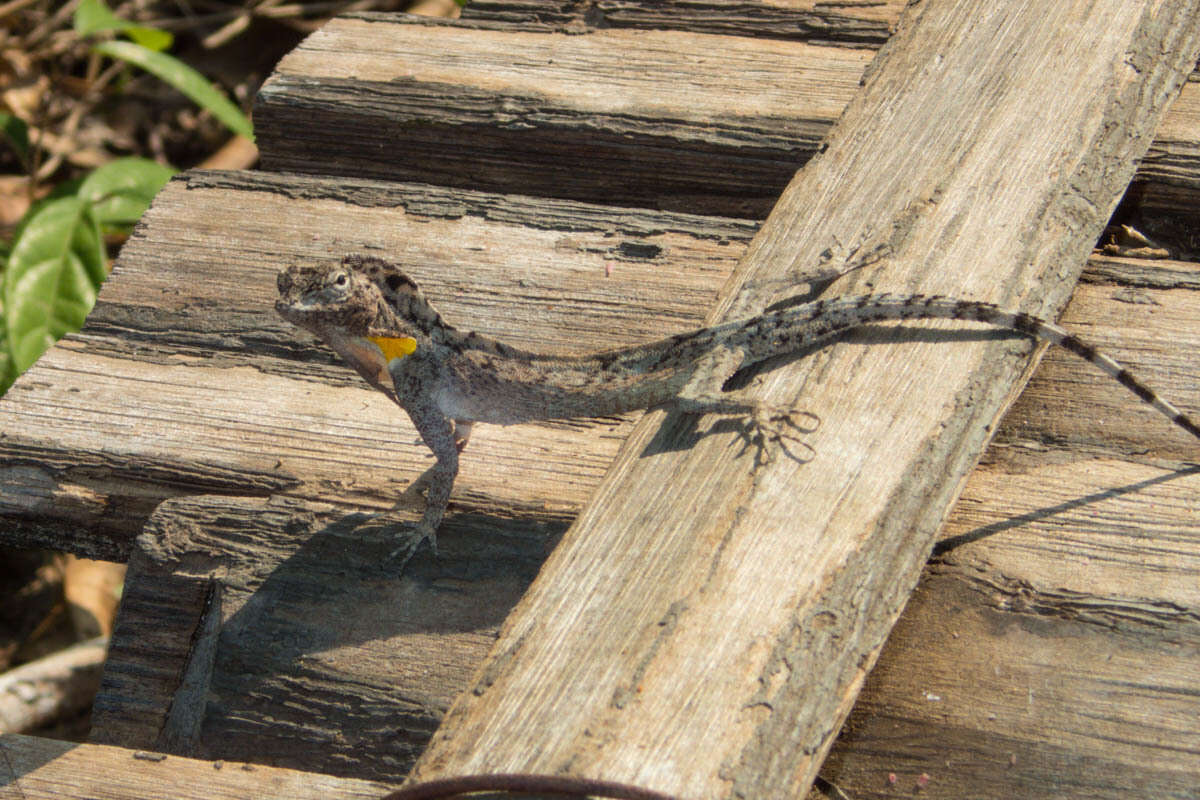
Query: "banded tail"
786 294 1200 442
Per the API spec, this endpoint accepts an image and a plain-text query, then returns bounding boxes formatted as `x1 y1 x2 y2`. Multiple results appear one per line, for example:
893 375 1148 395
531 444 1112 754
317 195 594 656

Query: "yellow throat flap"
367 335 418 363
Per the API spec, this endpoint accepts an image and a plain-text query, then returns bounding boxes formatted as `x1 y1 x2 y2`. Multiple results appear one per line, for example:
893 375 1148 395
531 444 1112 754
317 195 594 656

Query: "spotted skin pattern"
277 255 1199 556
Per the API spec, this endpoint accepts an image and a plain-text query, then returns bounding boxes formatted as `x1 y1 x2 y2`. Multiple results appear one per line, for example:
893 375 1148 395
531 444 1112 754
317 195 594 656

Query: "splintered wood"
2 0 1199 797
406 1 1200 797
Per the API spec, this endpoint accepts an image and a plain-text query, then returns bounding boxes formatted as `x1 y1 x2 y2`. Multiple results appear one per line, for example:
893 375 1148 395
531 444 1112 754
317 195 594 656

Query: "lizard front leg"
397 398 459 558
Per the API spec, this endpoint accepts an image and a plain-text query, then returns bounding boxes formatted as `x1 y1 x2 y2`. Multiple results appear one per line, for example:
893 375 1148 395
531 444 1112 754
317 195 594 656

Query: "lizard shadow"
187 501 563 778
642 323 1033 458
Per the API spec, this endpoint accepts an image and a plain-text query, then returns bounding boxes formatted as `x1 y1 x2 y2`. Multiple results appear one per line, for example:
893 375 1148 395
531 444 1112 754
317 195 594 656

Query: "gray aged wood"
460 0 904 45
3 4 1198 797
71 173 746 777
0 733 396 799
818 271 1200 800
253 13 866 218
253 13 1200 232
406 1 1200 797
0 172 751 561
20 169 1193 795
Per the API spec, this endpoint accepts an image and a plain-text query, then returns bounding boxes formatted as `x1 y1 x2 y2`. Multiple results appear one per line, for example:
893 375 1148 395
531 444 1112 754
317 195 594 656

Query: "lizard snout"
276 268 295 297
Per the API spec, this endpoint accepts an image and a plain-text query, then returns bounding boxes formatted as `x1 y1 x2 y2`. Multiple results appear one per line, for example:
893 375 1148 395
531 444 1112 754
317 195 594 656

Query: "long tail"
755 293 1200 442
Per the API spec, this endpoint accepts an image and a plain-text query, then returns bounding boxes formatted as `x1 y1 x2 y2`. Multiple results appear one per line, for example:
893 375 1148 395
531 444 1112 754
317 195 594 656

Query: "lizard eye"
333 272 348 288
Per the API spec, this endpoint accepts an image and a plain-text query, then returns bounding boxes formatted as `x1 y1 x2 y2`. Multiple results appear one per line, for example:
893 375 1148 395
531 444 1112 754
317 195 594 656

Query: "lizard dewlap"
368 335 418 362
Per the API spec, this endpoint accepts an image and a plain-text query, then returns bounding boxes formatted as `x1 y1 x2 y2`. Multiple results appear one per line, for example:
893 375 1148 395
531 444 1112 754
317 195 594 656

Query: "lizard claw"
741 405 819 465
386 523 438 567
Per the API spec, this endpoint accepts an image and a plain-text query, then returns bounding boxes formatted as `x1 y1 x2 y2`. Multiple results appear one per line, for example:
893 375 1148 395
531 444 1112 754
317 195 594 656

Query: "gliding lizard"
277 254 1200 555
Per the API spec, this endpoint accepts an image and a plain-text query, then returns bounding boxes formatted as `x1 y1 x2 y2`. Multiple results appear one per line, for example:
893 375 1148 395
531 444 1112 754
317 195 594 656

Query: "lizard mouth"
274 297 298 318
275 297 317 328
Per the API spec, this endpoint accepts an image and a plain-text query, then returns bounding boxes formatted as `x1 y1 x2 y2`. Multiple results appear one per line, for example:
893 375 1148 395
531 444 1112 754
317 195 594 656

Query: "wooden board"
819 567 1200 799
813 268 1200 799
405 1 1200 796
2 6 1197 796
39 168 1191 794
0 733 396 799
4 178 1196 793
84 274 1200 793
254 13 1200 234
0 172 751 561
460 0 905 45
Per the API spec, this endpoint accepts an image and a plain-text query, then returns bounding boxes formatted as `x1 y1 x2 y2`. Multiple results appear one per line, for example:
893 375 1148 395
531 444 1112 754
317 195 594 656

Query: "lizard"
276 254 1200 556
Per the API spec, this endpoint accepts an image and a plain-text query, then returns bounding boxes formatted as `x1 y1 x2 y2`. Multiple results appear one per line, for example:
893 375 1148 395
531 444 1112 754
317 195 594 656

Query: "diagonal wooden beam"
409 1 1200 796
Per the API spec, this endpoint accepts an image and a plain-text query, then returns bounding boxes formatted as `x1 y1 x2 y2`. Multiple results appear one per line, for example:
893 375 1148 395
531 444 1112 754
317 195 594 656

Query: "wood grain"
251 14 883 218
0 172 748 561
254 12 1200 232
0 733 396 799
38 171 1192 793
6 178 1198 795
4 7 1198 794
811 272 1200 799
94 495 529 782
818 566 1200 800
406 1 1200 797
460 0 905 45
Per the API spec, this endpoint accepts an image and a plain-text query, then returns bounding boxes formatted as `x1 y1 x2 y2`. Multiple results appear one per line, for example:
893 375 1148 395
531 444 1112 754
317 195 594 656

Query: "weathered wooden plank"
459 0 904 45
407 1 1200 797
84 270 1200 790
809 274 1200 799
253 15 873 218
818 566 1200 800
93 495 532 781
991 268 1200 462
0 733 396 799
4 172 1195 794
2 173 1190 559
254 13 1200 233
2 64 1195 797
55 168 1197 789
0 172 751 560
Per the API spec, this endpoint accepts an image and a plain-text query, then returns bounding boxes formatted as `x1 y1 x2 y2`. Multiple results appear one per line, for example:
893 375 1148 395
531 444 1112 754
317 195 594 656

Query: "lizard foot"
340 512 438 568
386 523 438 567
741 405 820 465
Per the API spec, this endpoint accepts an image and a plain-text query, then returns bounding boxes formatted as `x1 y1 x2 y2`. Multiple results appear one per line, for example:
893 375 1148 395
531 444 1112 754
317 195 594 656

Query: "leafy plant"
0 112 31 171
74 0 254 141
0 157 174 396
73 0 174 52
0 0 254 396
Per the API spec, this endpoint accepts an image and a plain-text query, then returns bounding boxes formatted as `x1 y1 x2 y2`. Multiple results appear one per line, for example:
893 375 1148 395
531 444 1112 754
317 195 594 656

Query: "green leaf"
0 112 30 166
74 0 125 35
78 157 175 228
3 197 107 375
0 294 13 398
75 0 173 51
92 41 253 140
123 25 173 52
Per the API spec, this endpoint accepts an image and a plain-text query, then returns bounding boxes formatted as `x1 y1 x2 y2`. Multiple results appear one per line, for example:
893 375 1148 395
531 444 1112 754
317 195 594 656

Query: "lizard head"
277 255 460 370
275 261 386 337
